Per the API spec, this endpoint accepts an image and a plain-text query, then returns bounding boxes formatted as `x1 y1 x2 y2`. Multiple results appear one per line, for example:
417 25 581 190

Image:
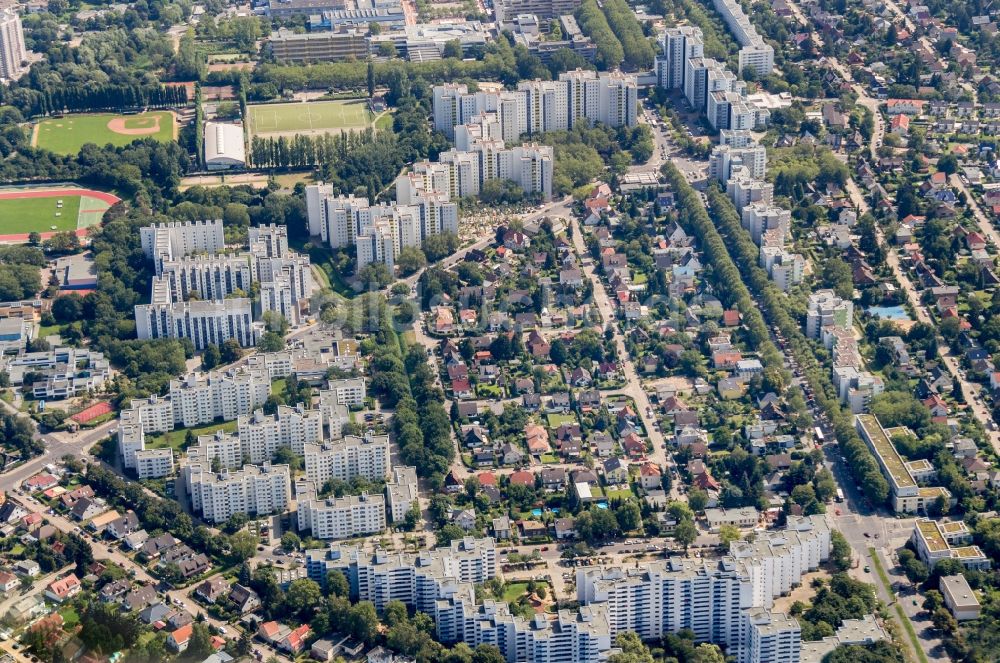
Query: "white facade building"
134 295 259 351
0 8 27 81
657 27 704 90
141 220 225 276
204 122 246 170
298 491 387 539
135 449 175 479
303 435 390 485
238 405 324 461
183 462 291 524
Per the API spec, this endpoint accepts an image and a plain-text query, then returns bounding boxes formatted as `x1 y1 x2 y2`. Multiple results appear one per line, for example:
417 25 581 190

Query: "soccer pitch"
0 196 81 234
247 99 374 137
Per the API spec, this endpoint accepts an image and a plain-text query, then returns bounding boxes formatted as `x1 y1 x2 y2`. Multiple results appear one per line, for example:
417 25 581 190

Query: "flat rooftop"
918 520 948 553
857 415 916 489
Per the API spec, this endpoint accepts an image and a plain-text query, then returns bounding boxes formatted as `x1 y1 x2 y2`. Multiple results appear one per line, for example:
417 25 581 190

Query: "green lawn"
59 605 80 628
605 487 634 501
37 322 65 339
501 581 551 603
539 453 560 464
271 378 286 396
35 111 175 155
546 413 577 428
0 196 80 234
248 99 373 136
147 420 237 452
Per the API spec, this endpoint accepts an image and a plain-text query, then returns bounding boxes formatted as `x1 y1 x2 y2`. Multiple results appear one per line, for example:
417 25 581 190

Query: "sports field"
0 188 121 242
34 111 176 155
247 99 375 137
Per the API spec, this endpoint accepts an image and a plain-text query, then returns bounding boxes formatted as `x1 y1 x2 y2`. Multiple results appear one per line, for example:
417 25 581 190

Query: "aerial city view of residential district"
3 0 1000 662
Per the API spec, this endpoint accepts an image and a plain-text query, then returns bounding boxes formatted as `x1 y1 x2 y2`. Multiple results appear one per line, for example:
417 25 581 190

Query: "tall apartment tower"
657 27 704 90
0 8 27 81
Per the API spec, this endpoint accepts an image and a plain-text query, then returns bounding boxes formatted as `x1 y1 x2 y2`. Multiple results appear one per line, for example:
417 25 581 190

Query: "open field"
0 196 79 234
0 187 120 242
147 420 237 452
34 111 176 155
247 99 375 138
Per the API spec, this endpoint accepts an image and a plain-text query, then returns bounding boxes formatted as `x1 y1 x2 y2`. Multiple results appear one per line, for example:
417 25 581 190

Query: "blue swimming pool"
867 305 910 320
596 502 609 510
531 508 543 517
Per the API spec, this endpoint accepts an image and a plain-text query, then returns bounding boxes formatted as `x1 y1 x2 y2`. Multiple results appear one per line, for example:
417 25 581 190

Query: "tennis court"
247 99 375 137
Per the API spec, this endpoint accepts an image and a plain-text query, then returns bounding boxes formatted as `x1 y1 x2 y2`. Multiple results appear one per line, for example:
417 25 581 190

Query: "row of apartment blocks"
298 517 854 663
855 414 954 514
135 222 313 349
117 356 364 477
0 347 109 400
295 465 417 539
432 70 638 141
805 290 886 413
182 460 292 524
706 129 804 294
304 536 611 662
304 179 461 273
657 28 769 132
710 0 775 76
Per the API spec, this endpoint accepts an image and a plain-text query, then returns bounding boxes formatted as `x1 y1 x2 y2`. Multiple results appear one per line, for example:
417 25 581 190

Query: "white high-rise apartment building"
118 421 147 470
160 255 254 301
518 79 569 133
657 27 704 89
760 247 805 291
168 368 271 429
306 187 458 273
185 430 244 470
305 536 498 608
183 461 291 524
727 170 774 210
577 558 750 650
141 220 225 276
322 378 366 407
746 610 801 663
238 405 323 461
559 69 638 129
303 435 390 485
298 492 387 539
576 517 829 663
805 290 854 338
248 224 289 259
433 72 637 140
728 516 832 609
134 296 260 350
259 274 298 325
741 204 790 245
433 84 526 142
711 0 775 76
135 449 175 479
0 8 27 81
119 396 174 435
386 466 419 522
684 58 734 111
304 536 609 663
709 143 768 184
436 150 483 198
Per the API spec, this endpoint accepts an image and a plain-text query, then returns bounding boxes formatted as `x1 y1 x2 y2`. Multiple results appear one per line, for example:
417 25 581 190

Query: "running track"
0 188 120 242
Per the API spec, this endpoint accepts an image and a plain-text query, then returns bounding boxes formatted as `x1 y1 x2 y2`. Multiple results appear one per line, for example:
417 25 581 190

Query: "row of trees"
576 0 625 70
366 300 454 488
663 164 890 504
600 0 656 69
22 83 188 118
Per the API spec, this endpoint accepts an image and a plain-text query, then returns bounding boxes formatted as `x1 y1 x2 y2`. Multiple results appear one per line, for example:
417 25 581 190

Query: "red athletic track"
0 187 121 242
